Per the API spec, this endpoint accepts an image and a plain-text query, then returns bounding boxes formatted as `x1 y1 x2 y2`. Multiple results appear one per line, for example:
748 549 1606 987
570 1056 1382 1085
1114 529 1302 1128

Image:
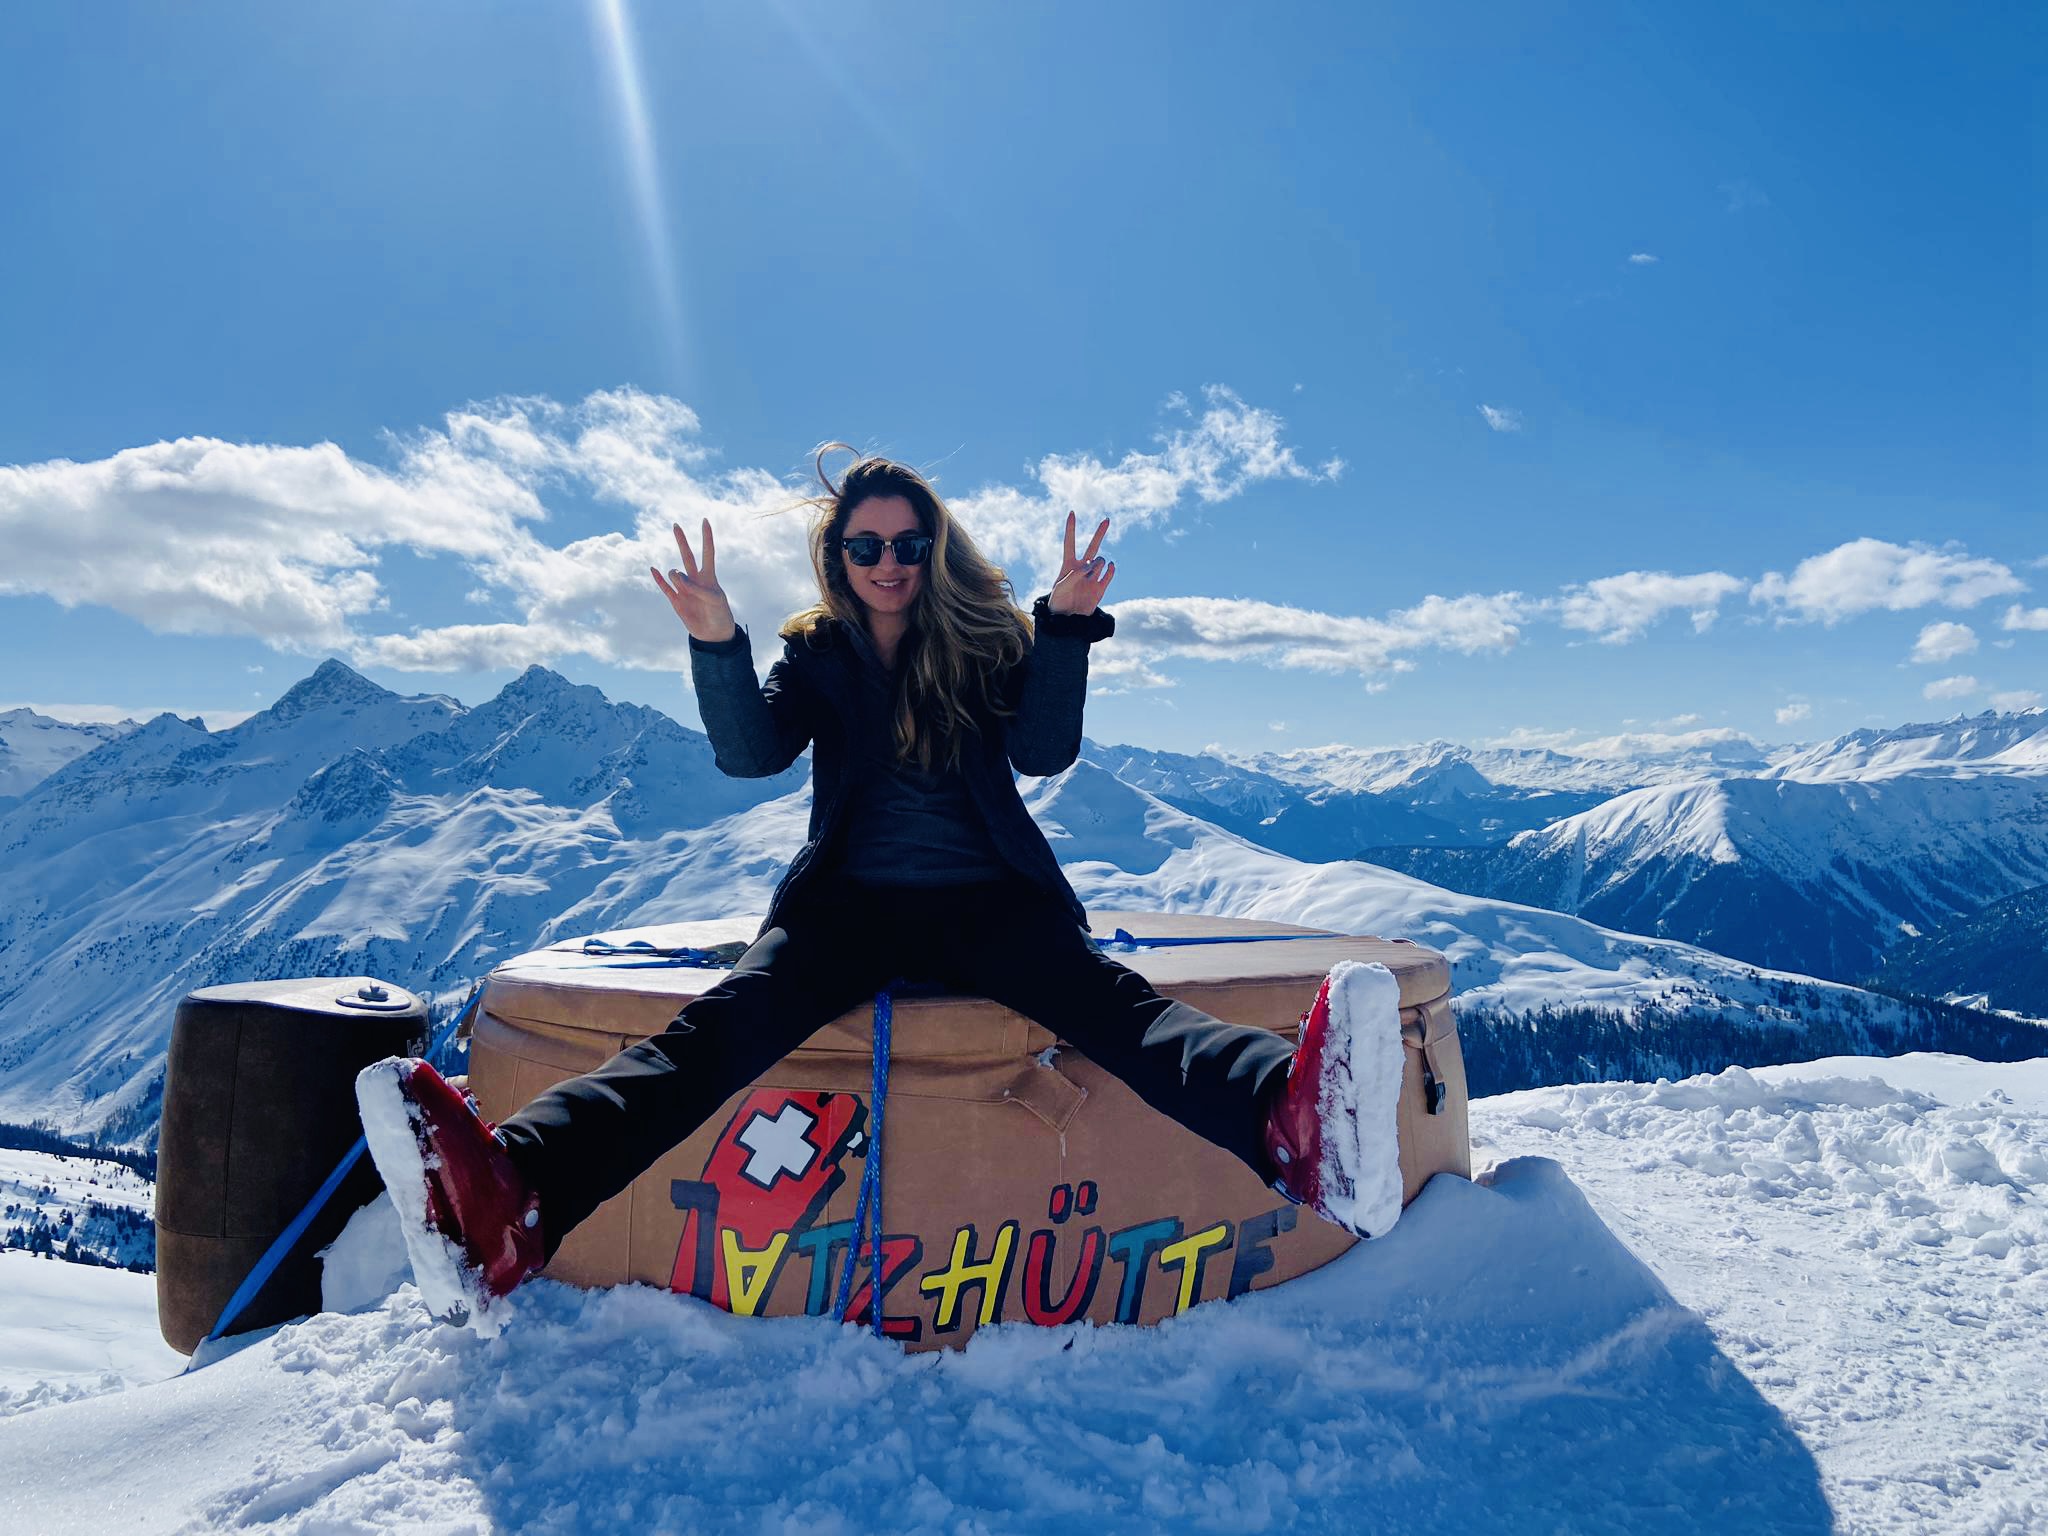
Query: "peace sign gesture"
1048 511 1115 615
650 520 739 644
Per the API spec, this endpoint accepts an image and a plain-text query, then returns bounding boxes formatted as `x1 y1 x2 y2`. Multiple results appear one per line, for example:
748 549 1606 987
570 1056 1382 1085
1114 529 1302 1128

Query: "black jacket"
687 595 1115 934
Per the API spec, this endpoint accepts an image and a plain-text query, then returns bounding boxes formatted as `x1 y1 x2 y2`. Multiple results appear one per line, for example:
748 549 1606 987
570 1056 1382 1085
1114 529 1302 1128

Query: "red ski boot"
355 1056 544 1331
1261 959 1408 1239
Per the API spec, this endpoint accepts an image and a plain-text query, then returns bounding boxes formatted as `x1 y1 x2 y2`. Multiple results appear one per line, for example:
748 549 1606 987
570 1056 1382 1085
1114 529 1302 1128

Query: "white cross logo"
736 1104 820 1189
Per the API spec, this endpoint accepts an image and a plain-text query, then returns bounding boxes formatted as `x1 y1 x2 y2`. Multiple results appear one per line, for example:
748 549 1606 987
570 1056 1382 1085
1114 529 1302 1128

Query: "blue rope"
831 986 893 1338
187 979 484 1362
1097 927 1333 951
572 938 738 967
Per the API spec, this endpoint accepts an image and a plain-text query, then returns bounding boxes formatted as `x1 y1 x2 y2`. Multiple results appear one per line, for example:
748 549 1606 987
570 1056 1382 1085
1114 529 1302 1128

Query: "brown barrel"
467 911 1470 1351
155 977 427 1353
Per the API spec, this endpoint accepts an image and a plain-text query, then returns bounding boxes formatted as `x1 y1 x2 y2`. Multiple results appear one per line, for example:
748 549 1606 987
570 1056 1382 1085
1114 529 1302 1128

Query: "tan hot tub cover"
467 910 1470 1350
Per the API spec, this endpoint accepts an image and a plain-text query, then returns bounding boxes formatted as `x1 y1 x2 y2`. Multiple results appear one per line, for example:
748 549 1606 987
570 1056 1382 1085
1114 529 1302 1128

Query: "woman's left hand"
1047 511 1115 615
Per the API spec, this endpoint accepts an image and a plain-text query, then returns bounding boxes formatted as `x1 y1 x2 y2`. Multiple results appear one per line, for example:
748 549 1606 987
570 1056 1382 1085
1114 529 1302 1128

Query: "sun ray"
591 0 687 379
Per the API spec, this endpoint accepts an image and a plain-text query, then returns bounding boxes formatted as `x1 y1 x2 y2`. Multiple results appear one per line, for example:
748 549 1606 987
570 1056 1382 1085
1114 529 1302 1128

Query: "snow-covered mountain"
1378 711 2048 985
1872 883 2048 1019
3 663 2034 1145
0 660 809 1141
0 1139 153 1272
1081 738 1607 853
0 707 138 804
1027 762 2037 1091
1763 707 2048 781
1239 727 1781 797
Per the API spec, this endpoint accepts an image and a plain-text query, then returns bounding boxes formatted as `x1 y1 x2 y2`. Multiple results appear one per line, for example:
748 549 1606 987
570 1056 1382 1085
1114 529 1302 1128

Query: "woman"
358 449 1379 1325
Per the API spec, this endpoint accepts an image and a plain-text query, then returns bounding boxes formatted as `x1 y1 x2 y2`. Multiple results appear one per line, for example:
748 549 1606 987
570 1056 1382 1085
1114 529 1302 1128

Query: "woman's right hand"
651 519 738 644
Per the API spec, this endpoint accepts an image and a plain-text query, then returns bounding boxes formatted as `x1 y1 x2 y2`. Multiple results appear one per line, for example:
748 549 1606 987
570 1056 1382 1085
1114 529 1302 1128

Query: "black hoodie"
686 595 1115 934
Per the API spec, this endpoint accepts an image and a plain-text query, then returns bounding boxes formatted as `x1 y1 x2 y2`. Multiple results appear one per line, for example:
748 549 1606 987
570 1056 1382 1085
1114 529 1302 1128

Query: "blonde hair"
781 444 1031 771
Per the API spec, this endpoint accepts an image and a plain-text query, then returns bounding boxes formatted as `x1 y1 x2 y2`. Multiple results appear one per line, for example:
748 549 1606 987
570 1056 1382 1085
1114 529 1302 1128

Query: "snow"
1475 1055 2048 1534
1311 960 1404 1239
0 1145 156 1270
0 1250 183 1417
0 708 134 799
353 1060 505 1337
319 1192 412 1317
0 1159 1832 1533
1033 762 1903 1027
2 1052 2042 1532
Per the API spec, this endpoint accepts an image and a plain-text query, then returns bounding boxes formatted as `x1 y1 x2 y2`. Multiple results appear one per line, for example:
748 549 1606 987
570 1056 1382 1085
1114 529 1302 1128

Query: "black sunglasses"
836 533 934 567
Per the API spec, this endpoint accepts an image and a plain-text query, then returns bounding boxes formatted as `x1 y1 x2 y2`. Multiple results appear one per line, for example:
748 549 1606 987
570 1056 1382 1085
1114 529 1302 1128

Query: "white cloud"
1556 570 1745 643
1922 674 1980 702
1628 253 1659 265
1660 713 1703 727
1776 701 1812 724
1909 621 1978 664
1390 592 1528 653
1105 589 1524 686
0 389 822 675
956 384 1340 589
0 385 1343 677
1990 690 2043 712
1752 539 2022 624
1268 720 1288 732
1478 405 1522 433
2002 604 2048 631
9 390 2036 717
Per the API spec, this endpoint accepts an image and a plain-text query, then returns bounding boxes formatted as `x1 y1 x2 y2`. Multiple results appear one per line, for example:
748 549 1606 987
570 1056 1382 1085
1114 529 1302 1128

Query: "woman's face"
840 493 926 620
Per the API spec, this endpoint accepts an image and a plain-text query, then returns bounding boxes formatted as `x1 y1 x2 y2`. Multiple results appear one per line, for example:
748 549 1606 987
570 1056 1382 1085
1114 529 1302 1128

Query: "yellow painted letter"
721 1229 791 1317
918 1222 1019 1333
1158 1222 1234 1315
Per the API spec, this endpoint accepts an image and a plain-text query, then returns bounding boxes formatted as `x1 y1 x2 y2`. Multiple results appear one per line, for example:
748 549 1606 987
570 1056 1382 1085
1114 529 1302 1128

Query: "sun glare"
592 0 687 378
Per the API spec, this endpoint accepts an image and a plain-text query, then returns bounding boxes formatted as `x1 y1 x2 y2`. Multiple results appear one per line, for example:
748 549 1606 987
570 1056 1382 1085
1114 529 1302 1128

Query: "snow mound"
0 1160 1828 1534
1477 1056 2048 1533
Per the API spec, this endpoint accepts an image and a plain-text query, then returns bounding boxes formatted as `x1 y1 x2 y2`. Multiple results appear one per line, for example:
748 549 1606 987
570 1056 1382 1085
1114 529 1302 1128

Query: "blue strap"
187 980 484 1363
572 938 735 966
832 986 892 1338
1097 928 1332 951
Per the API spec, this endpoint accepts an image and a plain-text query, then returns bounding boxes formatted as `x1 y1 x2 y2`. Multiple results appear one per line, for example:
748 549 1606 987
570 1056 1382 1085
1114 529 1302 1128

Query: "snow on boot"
354 1056 544 1333
1261 960 1406 1238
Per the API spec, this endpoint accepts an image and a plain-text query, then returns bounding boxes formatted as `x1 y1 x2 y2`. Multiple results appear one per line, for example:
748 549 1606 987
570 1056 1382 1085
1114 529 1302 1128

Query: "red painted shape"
671 1089 865 1310
1022 1225 1106 1326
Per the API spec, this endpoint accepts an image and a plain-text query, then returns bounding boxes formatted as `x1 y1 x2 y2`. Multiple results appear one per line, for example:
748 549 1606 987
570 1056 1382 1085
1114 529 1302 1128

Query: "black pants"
495 870 1295 1252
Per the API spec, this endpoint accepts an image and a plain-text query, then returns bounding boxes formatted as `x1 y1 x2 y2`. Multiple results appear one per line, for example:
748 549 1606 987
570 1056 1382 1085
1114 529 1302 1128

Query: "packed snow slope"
2 1053 2043 1533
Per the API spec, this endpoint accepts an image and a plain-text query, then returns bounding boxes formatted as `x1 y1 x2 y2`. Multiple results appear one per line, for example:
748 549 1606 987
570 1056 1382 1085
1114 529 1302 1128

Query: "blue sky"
1 1 2039 756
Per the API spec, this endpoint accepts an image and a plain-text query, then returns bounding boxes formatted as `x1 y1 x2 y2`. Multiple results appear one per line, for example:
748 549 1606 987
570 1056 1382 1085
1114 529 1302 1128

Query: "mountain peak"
508 664 574 692
267 659 397 722
493 665 609 716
